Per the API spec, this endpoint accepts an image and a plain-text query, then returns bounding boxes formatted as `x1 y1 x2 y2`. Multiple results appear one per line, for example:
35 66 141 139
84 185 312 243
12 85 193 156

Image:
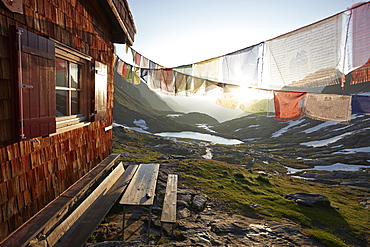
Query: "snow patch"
167 114 183 118
243 138 260 142
301 132 353 147
113 122 151 134
334 147 370 154
302 121 338 134
196 124 216 133
155 131 243 145
271 119 305 138
133 119 149 130
286 163 369 173
202 146 213 159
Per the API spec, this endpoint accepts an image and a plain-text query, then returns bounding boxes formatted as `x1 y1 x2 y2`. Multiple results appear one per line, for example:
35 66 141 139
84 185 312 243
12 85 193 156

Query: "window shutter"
13 26 56 140
94 61 108 121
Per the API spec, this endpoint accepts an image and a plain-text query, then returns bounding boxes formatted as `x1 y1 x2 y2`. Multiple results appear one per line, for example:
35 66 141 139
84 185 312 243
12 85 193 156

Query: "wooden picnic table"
119 163 160 242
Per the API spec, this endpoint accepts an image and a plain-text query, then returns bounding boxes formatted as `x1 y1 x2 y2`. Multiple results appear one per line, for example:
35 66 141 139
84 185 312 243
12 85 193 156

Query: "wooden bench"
0 153 120 247
55 163 139 247
160 174 178 238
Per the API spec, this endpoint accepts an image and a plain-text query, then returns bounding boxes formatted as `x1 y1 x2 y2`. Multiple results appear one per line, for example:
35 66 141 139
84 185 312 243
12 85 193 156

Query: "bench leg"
171 223 175 239
147 205 152 244
122 205 126 242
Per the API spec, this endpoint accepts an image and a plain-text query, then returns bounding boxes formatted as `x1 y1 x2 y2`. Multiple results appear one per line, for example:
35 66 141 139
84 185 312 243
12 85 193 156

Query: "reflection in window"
71 91 79 115
70 63 79 88
56 59 68 87
55 58 81 116
56 90 68 116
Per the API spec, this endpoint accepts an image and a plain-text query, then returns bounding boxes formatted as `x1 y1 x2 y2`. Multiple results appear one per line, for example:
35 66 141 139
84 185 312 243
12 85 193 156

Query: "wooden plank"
0 154 119 247
57 164 138 247
46 161 127 246
161 174 178 224
119 163 160 206
29 53 39 120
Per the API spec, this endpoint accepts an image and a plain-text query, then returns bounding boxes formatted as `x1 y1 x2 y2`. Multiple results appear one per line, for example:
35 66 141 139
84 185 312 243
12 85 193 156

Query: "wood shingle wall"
0 122 112 240
0 0 135 241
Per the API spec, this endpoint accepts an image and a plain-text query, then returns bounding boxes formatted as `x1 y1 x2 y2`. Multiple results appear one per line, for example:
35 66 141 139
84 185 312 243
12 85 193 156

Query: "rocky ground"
86 162 328 247
83 127 370 246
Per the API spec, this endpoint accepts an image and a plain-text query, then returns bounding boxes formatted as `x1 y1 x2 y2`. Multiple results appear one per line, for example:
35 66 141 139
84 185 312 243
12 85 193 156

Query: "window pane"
70 63 79 88
71 91 79 115
56 90 68 116
56 59 68 87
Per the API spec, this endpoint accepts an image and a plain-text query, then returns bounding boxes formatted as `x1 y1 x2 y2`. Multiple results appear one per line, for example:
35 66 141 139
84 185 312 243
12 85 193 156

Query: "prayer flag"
134 52 142 66
150 69 161 89
160 68 175 94
133 67 140 84
113 55 118 69
274 91 306 121
116 60 123 76
140 68 149 83
122 62 128 78
193 57 221 81
141 56 149 68
351 95 370 114
216 93 239 109
149 60 156 69
351 2 370 70
174 72 186 94
304 93 352 122
125 64 133 83
192 77 205 94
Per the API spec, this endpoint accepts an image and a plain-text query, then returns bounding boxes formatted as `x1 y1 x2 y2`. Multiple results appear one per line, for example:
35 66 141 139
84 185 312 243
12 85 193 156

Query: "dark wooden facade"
0 0 135 241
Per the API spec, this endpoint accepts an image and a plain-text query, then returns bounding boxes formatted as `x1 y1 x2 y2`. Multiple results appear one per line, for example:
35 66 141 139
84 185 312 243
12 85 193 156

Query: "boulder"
177 208 192 219
177 200 189 209
178 193 192 203
360 199 370 209
157 155 170 160
171 154 186 159
283 193 330 207
192 195 207 212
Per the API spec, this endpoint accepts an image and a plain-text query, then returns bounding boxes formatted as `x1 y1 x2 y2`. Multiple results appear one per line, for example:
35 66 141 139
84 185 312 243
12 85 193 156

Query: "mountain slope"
114 71 369 168
114 72 217 132
212 114 370 168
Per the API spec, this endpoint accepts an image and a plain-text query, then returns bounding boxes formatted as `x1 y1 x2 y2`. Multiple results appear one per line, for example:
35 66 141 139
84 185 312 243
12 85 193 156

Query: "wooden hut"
0 0 135 241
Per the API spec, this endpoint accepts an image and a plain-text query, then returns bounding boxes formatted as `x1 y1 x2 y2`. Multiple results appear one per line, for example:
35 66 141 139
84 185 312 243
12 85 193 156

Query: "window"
56 59 81 116
55 43 92 130
13 27 106 139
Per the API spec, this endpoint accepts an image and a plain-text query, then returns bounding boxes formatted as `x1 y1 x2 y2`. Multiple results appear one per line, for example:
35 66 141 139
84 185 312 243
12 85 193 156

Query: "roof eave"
102 0 136 45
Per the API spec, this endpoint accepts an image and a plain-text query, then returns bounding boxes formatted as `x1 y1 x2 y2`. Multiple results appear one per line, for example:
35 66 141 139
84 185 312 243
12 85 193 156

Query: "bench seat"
160 174 178 238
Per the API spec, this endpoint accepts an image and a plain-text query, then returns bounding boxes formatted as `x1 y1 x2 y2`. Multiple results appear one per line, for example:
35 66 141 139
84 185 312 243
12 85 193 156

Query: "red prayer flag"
274 91 307 121
122 62 128 78
160 68 175 94
134 52 142 66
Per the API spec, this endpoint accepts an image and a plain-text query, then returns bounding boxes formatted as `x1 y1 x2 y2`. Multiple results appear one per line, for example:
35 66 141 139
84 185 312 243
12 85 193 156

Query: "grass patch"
177 159 370 246
306 228 348 247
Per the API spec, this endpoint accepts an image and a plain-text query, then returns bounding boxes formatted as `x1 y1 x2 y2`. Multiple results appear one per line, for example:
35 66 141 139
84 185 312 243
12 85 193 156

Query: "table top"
119 163 160 206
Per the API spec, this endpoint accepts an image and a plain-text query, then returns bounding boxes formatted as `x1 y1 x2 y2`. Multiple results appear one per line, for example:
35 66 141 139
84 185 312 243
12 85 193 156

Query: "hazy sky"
116 0 363 68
